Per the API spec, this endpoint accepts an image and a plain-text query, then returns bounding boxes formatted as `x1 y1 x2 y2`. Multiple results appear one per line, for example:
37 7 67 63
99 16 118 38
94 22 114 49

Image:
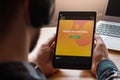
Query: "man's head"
0 0 54 27
0 0 55 61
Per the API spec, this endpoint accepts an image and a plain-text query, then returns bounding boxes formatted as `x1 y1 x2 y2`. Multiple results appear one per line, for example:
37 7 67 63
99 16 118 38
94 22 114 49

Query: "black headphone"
29 0 55 28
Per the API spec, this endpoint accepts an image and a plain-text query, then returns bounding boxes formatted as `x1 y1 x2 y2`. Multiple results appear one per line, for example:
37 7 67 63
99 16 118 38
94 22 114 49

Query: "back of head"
0 0 55 62
0 0 55 38
0 0 24 36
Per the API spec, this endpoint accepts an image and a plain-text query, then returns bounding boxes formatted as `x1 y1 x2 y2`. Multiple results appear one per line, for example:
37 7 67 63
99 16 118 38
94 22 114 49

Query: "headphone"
29 0 55 28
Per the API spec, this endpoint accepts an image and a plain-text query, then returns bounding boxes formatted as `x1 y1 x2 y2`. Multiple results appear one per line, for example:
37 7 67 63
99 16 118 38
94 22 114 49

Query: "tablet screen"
56 20 94 57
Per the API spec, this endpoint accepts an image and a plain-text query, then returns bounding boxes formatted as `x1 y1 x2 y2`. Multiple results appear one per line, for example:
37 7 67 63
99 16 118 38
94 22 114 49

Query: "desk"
31 27 120 80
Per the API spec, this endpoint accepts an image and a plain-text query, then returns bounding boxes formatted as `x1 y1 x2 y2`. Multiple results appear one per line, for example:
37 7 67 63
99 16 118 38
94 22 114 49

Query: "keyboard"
96 23 120 38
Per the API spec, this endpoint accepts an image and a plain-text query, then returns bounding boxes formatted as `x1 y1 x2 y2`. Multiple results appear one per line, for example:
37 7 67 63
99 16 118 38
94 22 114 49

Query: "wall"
50 0 108 26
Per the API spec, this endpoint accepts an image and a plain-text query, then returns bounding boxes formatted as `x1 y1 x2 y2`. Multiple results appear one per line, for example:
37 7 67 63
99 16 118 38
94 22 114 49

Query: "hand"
29 35 58 76
91 35 109 76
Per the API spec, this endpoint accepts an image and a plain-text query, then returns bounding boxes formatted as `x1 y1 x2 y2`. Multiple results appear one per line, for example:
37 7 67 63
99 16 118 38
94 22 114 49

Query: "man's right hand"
91 35 109 76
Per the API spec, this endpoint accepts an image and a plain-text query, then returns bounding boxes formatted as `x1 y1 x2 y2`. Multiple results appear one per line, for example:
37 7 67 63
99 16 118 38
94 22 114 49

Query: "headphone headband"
29 0 55 28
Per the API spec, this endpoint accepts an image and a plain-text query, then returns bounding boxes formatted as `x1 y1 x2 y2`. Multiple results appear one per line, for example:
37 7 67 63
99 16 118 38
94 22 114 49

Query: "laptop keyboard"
96 23 120 38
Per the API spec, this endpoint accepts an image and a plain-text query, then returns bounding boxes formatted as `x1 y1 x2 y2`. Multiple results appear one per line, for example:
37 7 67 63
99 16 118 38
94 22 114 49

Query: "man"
0 0 119 80
0 0 56 79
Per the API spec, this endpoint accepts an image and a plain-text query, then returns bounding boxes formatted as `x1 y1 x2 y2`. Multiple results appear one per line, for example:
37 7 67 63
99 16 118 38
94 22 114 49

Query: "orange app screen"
56 20 94 57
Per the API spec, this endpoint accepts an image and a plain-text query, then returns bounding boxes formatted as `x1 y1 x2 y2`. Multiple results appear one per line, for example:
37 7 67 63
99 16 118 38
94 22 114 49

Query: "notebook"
96 0 120 51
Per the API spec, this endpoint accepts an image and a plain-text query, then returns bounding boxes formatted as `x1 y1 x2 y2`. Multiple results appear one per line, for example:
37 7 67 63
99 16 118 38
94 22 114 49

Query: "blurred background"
48 0 108 27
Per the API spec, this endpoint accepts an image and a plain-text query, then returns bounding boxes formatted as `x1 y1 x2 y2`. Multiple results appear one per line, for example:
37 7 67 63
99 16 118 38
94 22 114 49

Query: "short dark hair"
0 0 24 35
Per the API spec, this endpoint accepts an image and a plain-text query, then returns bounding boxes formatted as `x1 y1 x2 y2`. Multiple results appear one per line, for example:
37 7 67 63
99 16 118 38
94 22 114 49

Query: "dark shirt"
0 62 46 80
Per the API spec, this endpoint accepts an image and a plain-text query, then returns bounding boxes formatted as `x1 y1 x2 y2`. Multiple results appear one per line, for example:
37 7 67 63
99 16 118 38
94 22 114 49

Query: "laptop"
96 0 120 51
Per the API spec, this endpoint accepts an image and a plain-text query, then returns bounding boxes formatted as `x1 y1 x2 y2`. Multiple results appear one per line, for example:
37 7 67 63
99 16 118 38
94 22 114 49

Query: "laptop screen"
106 0 120 17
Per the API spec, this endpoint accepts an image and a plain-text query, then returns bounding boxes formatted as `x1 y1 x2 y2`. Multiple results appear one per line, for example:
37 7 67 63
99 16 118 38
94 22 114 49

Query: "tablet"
53 11 96 70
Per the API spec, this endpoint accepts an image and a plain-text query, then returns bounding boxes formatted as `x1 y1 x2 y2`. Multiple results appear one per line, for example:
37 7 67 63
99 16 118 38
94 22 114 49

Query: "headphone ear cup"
29 0 55 28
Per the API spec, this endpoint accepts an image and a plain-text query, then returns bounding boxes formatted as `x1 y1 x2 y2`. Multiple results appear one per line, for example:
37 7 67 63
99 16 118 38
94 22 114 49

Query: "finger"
50 41 55 49
94 40 97 48
46 34 56 47
94 34 105 51
95 34 104 44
